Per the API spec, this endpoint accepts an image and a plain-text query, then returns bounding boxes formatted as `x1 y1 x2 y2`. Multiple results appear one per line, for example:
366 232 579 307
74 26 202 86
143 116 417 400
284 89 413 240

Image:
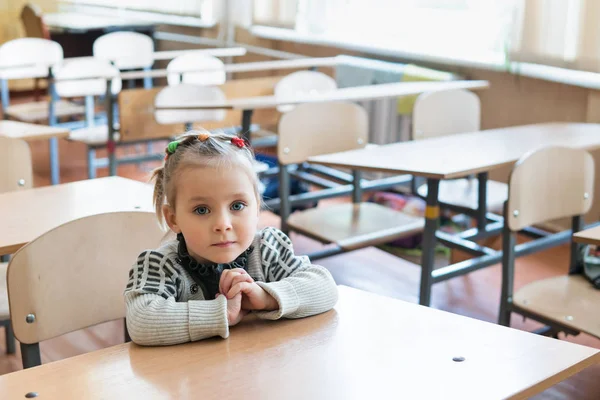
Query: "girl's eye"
231 202 246 211
194 206 210 215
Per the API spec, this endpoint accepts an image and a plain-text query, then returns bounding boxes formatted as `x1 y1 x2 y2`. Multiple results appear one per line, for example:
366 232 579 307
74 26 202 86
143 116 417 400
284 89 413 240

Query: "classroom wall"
0 0 58 43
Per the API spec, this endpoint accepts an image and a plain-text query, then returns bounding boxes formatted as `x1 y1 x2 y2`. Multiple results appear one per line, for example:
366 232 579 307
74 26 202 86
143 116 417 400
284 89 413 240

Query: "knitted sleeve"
253 227 338 320
123 250 229 346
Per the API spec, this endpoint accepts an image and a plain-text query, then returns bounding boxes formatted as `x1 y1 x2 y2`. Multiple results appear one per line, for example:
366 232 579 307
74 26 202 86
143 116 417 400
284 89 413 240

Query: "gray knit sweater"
124 227 339 346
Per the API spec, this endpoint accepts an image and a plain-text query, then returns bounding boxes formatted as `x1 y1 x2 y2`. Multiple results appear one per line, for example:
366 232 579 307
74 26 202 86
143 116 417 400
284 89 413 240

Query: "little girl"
124 130 338 346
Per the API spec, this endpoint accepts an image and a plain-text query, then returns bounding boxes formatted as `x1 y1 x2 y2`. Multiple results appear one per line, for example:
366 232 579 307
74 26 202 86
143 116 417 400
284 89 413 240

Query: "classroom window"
61 0 215 19
298 0 520 61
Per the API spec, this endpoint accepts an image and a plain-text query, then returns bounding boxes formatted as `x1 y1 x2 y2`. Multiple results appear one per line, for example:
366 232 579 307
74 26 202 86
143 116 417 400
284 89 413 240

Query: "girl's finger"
227 282 251 299
220 270 239 295
230 274 253 289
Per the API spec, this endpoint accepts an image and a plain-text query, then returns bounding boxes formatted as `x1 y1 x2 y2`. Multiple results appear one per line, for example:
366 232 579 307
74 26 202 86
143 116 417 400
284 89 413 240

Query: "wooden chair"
93 31 154 89
0 136 32 355
274 70 337 113
7 211 165 368
498 146 599 340
166 53 226 86
253 70 338 147
20 3 51 102
278 102 424 255
53 57 122 178
0 38 84 123
413 89 507 213
154 83 226 126
20 3 50 40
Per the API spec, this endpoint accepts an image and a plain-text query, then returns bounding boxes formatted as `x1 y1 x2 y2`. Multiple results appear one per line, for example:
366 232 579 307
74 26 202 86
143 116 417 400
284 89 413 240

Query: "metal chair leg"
5 320 15 354
20 342 41 369
87 148 97 179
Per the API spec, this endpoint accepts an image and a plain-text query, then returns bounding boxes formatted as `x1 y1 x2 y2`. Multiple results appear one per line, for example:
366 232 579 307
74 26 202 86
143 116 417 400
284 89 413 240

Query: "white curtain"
509 0 600 72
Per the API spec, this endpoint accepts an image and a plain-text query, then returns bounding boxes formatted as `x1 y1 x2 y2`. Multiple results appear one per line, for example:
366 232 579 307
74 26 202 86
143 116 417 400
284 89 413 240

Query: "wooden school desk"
151 78 490 139
308 122 600 306
0 120 69 141
0 176 153 256
0 286 597 400
573 225 600 246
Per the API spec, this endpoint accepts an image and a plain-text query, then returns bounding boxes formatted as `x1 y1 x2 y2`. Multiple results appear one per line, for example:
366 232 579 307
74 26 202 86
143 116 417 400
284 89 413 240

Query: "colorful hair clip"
231 137 245 148
198 132 210 142
165 141 180 158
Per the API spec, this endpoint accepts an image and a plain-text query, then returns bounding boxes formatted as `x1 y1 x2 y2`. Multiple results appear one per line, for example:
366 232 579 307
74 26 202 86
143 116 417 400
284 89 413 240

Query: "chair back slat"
277 101 368 165
507 146 594 231
0 136 33 193
7 211 165 344
412 89 480 140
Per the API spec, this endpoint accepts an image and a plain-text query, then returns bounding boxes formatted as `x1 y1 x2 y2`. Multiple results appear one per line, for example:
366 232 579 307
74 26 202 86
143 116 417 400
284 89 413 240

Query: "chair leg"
20 342 41 369
278 163 291 235
5 320 15 354
498 205 516 326
87 148 97 179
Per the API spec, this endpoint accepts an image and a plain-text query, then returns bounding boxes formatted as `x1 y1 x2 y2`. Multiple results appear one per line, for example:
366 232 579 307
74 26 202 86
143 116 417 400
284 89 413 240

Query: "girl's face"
163 165 259 264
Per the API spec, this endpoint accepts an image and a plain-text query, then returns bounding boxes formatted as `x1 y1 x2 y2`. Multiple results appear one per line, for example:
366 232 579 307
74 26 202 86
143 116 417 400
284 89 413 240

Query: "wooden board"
0 286 598 399
573 225 600 246
0 176 154 256
513 275 600 339
309 123 600 180
5 100 85 123
118 76 283 142
155 80 490 111
0 120 69 141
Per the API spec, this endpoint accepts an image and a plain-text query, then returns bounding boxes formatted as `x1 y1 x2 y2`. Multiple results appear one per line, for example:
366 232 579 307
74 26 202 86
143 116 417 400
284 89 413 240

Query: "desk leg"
106 81 117 176
569 215 584 274
241 109 253 142
419 178 440 306
49 138 60 185
476 172 488 231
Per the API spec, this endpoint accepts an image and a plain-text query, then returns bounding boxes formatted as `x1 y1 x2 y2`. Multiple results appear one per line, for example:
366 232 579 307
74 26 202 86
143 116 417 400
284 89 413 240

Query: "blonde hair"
151 130 261 226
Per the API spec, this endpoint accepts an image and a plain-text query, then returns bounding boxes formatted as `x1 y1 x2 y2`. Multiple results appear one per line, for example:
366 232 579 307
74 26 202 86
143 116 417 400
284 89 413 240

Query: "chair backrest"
274 70 337 113
154 83 226 125
7 211 165 345
166 53 226 86
21 3 50 39
0 38 63 80
277 101 368 165
506 146 594 231
412 89 480 140
0 136 33 193
54 57 122 98
93 31 154 70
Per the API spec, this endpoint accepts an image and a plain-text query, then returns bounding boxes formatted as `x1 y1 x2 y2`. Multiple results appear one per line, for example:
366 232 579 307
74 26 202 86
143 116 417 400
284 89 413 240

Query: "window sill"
57 2 217 28
250 25 600 91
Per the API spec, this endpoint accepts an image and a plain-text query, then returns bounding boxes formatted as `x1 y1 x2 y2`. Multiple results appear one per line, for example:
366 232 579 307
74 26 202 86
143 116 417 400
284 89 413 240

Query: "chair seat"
6 100 85 123
417 178 508 213
0 262 8 319
287 202 424 251
68 125 121 146
513 275 600 339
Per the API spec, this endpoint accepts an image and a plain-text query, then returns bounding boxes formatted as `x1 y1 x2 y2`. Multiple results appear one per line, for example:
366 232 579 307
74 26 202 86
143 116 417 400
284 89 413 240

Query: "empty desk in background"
308 122 600 306
574 225 600 246
44 12 156 58
0 176 153 256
